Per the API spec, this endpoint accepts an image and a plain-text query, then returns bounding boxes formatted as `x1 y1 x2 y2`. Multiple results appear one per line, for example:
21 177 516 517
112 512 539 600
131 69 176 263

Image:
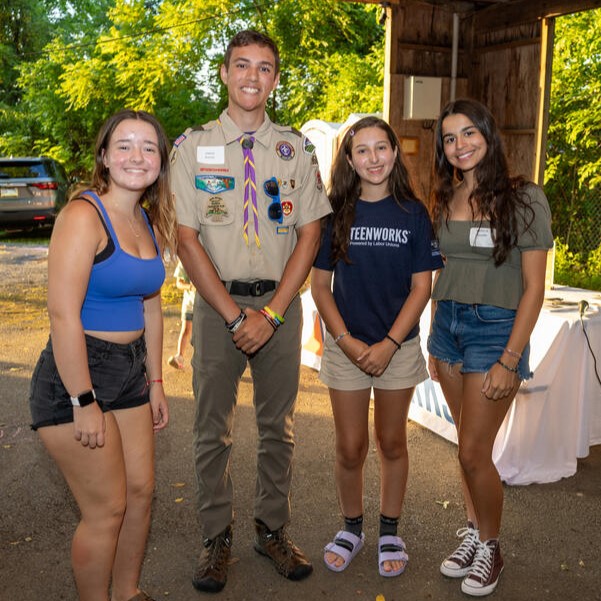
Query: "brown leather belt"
223 280 277 297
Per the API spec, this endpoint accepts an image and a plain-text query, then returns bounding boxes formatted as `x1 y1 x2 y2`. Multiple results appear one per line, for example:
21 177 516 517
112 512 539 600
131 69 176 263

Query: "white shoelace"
450 526 479 563
467 541 493 581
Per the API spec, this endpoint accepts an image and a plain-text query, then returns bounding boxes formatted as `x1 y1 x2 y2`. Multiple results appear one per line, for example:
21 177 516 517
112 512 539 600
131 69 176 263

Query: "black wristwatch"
70 389 97 407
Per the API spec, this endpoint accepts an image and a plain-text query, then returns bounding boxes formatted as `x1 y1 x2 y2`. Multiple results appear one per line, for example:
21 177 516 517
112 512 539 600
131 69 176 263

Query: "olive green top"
432 184 553 309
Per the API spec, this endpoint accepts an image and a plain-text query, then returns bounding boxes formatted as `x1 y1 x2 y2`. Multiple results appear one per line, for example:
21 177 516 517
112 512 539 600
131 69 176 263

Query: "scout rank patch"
196 175 235 194
282 200 293 217
205 196 229 223
276 141 295 161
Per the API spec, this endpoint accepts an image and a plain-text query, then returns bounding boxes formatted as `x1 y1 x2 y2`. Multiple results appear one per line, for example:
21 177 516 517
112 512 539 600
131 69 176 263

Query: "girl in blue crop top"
29 109 177 601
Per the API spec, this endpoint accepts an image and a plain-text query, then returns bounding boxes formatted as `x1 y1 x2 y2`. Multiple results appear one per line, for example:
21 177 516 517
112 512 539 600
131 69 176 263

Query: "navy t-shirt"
313 195 443 345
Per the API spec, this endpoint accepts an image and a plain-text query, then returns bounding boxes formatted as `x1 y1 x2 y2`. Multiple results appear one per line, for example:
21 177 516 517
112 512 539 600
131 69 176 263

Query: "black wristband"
496 359 519 373
385 334 401 349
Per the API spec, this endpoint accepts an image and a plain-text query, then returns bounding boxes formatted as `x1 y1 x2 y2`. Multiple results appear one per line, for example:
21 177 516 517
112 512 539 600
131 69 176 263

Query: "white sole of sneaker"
440 561 472 578
460 565 504 596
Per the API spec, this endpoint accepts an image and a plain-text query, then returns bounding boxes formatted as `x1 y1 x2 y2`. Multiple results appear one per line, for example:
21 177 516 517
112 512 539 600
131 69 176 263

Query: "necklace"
127 208 141 238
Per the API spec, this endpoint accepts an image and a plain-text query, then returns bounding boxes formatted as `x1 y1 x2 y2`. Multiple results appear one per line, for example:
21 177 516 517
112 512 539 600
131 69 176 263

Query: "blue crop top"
79 191 165 331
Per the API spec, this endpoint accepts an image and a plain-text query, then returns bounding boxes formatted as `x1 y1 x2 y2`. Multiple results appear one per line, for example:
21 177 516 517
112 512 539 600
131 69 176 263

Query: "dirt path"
1 243 600 601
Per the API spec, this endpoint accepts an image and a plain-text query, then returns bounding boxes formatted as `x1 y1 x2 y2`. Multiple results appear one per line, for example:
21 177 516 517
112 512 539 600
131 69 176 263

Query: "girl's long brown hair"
71 109 177 259
328 116 421 264
430 98 534 265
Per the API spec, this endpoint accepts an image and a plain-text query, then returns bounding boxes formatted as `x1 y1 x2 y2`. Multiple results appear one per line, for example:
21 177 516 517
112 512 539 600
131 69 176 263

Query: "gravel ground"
1 242 600 601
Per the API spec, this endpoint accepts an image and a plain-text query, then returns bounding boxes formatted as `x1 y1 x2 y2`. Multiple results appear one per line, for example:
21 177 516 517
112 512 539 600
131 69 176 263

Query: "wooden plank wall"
469 21 543 180
385 2 544 200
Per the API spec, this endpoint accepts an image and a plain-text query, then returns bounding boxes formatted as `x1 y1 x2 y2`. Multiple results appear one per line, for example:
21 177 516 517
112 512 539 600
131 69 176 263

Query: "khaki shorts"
319 333 428 391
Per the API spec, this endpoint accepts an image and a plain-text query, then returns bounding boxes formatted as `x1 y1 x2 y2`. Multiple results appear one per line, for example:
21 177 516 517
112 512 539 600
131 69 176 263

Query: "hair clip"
349 129 355 137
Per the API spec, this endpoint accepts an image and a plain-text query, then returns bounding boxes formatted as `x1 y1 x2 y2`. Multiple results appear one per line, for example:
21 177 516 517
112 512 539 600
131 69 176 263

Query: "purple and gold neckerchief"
239 135 259 247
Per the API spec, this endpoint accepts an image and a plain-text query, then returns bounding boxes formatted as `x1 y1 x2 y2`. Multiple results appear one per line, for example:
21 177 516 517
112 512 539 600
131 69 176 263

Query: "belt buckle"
250 280 264 296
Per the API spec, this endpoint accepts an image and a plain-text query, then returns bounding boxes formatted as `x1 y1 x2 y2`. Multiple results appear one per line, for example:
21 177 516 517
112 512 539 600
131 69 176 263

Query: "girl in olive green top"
427 99 553 597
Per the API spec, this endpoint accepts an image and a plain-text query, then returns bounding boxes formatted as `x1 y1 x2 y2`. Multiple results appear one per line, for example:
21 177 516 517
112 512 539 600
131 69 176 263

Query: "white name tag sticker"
469 227 495 248
197 146 225 164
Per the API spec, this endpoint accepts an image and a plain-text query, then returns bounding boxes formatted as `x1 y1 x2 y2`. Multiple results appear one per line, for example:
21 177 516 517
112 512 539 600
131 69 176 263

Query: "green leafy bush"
553 238 601 291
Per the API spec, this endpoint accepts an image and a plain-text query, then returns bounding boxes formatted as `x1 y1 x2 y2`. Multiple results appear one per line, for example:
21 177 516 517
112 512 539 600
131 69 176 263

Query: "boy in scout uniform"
171 30 331 593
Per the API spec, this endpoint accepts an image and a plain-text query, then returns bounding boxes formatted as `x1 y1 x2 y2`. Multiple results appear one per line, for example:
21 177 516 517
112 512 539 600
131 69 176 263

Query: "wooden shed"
340 0 601 198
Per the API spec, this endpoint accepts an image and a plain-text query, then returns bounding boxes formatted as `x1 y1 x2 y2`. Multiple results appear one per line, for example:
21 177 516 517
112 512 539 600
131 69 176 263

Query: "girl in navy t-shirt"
312 116 443 577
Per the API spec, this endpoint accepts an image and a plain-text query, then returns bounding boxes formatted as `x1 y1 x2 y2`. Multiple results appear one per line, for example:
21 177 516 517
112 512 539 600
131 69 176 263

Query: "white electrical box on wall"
403 76 442 120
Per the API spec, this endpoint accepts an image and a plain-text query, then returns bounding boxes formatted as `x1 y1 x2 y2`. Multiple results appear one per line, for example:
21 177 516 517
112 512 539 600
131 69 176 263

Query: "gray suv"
0 157 70 229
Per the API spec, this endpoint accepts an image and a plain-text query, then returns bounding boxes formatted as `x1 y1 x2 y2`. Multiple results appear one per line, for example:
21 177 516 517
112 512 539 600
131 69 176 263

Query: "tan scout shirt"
171 110 332 282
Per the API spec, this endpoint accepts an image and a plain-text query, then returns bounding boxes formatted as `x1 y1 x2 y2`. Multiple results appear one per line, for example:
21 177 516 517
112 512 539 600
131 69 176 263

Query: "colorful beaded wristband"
334 331 350 344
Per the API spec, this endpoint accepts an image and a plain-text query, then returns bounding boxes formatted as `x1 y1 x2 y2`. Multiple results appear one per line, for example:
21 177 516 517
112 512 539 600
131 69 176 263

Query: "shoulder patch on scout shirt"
303 136 316 154
174 133 187 147
196 175 235 194
276 141 295 161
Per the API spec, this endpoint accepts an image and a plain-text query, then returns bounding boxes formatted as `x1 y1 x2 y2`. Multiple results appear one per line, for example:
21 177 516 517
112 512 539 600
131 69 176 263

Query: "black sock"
343 515 363 537
379 514 399 537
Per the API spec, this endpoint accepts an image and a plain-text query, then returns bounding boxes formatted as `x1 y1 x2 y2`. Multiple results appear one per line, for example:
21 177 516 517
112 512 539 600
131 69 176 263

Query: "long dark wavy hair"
328 116 422 264
430 98 534 266
71 109 177 259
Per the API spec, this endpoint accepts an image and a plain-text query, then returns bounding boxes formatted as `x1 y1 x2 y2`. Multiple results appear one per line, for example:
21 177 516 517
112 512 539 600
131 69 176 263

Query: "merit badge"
303 137 315 154
205 196 229 223
282 200 293 217
311 153 318 166
276 141 295 161
195 175 235 194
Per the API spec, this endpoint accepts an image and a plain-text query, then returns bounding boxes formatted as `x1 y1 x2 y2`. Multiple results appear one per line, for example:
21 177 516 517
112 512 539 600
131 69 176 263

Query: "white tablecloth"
300 286 601 485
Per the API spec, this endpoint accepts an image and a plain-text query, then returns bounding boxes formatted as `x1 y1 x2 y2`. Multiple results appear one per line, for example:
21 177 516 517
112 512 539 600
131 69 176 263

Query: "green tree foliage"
0 0 383 177
546 9 601 254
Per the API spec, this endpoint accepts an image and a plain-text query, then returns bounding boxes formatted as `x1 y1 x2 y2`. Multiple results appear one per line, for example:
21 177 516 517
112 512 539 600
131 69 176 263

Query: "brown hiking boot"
254 520 313 581
192 525 233 593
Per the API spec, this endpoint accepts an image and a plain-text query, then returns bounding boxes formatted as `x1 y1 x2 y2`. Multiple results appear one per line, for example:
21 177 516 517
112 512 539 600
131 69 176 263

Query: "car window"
0 161 48 179
0 160 61 181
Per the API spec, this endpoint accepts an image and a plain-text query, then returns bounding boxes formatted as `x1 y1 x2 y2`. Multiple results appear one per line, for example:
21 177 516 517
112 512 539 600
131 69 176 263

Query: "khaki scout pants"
190 291 302 540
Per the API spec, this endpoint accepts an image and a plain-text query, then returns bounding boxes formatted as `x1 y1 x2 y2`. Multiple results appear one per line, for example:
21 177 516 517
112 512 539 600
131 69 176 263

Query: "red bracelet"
150 379 163 384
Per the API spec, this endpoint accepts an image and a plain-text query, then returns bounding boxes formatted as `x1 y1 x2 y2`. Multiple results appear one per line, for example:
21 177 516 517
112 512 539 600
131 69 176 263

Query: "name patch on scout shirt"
196 175 235 194
197 146 225 164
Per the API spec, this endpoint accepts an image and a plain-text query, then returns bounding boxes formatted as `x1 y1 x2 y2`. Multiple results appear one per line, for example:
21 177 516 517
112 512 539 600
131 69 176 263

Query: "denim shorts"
427 300 532 380
30 334 149 430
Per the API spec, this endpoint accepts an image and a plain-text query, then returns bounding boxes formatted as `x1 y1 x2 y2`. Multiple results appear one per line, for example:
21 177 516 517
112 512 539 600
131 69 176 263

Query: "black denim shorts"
29 334 149 430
